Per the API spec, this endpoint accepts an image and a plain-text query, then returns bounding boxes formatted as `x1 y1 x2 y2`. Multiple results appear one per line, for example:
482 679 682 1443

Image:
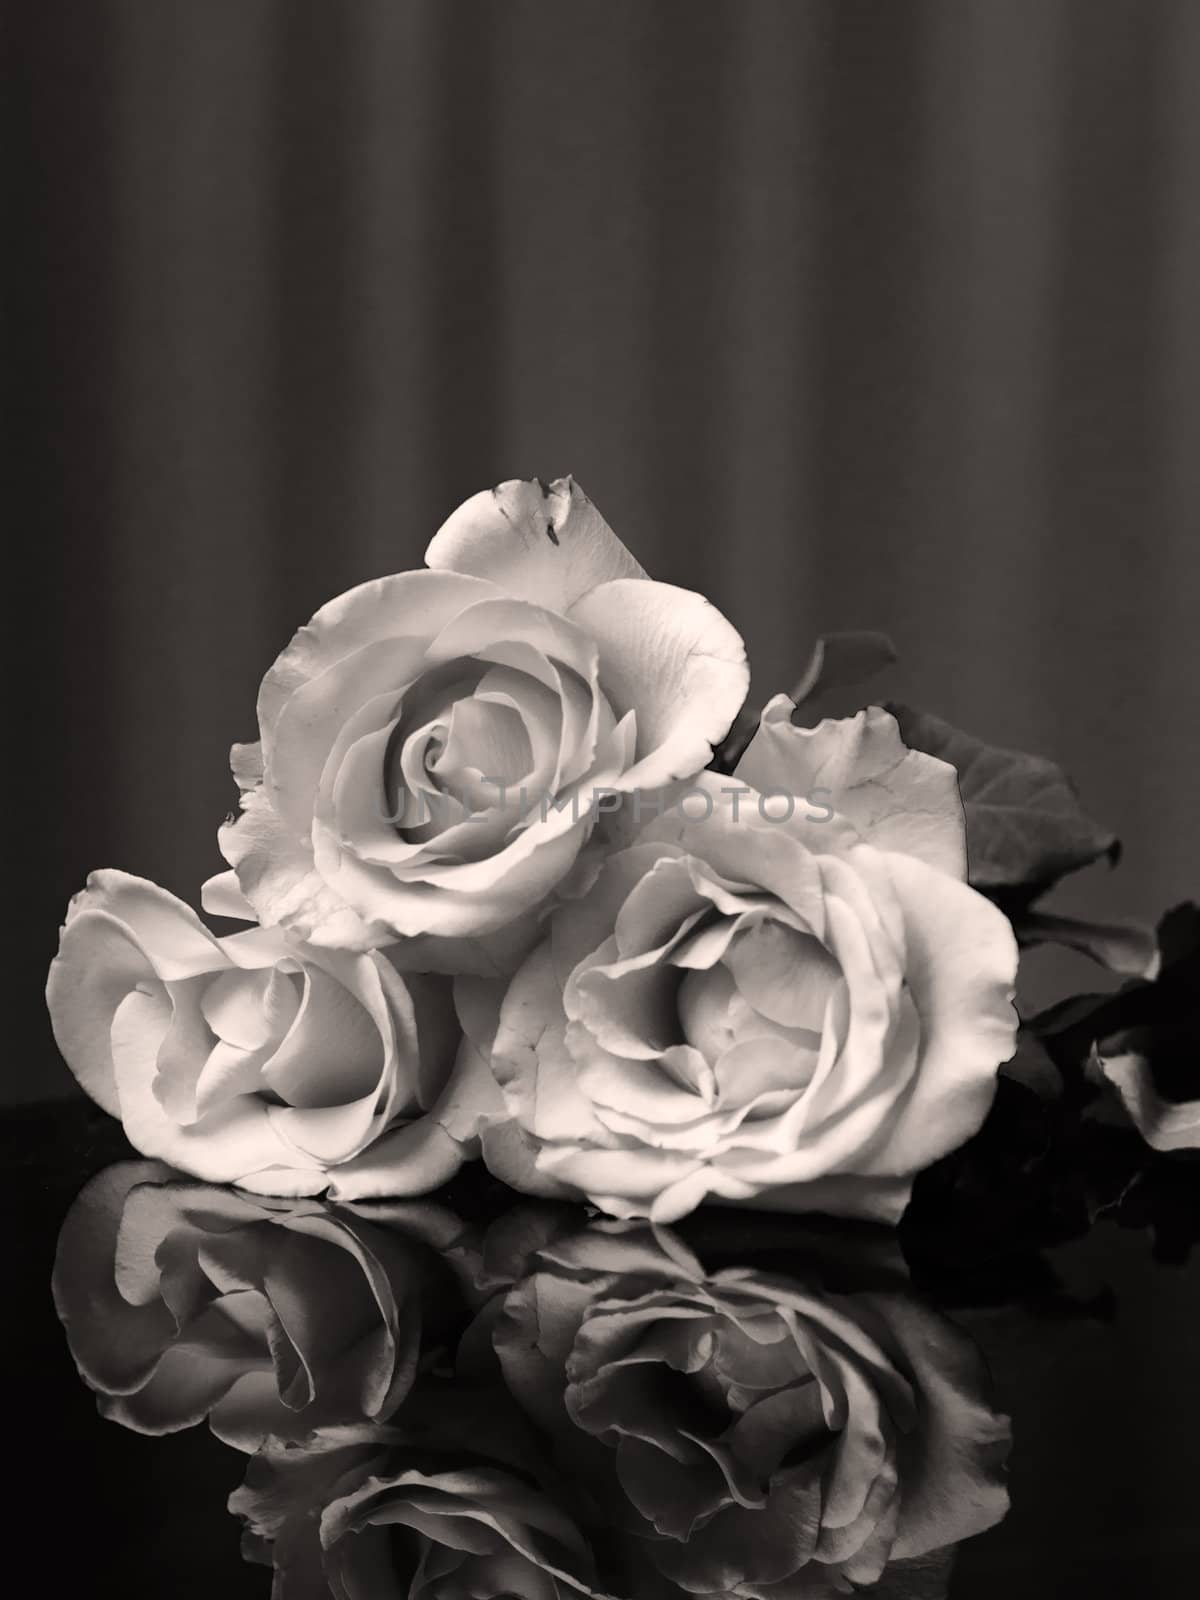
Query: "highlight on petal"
569 578 749 786
854 851 1018 1176
736 698 967 880
200 869 258 923
425 475 646 613
47 870 227 1117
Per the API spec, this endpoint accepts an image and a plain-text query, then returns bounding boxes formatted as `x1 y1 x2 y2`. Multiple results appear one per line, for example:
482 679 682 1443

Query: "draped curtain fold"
9 0 1200 1104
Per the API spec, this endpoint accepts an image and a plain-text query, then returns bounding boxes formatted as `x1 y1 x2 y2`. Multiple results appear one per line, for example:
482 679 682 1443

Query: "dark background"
6 0 1200 1103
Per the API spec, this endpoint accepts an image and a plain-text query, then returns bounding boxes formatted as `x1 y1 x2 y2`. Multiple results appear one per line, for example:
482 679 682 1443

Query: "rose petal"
568 579 748 787
639 785 828 933
424 475 647 613
314 800 592 937
261 963 387 1111
431 693 535 794
736 700 968 881
47 872 235 1117
480 1120 582 1201
568 937 685 1061
324 1118 465 1200
219 786 388 951
200 870 258 922
550 844 690 985
202 967 300 1053
713 1035 821 1109
107 989 325 1190
850 851 1017 1179
492 947 613 1146
724 921 842 1031
427 595 601 692
257 570 496 757
267 637 430 834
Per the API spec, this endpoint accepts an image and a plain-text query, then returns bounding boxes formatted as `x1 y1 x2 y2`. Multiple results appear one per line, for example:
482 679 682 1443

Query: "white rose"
46 870 480 1197
479 700 1019 1223
215 476 748 967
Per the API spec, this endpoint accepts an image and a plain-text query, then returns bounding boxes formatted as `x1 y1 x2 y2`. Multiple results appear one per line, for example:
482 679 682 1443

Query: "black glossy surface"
11 1095 1200 1598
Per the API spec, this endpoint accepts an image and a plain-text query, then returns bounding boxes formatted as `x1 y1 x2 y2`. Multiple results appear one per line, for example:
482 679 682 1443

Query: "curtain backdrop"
10 0 1200 1106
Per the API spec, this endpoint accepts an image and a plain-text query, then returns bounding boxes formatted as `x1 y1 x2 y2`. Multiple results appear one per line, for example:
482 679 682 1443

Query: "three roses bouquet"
49 476 1041 1224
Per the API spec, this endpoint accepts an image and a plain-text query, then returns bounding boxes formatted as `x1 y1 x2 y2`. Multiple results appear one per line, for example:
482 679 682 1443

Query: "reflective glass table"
11 1093 1199 1598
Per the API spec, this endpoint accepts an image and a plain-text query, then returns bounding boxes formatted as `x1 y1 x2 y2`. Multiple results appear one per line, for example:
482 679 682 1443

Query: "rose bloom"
52 1163 467 1452
46 870 480 1197
490 1223 1010 1599
232 1393 605 1600
480 700 1019 1222
215 476 748 967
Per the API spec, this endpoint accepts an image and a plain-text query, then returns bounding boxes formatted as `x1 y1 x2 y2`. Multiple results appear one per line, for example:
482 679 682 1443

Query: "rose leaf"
884 705 1117 900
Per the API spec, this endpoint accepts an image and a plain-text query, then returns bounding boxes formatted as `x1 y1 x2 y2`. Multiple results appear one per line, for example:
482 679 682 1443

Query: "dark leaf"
1012 907 1159 979
1031 901 1200 1077
1000 1028 1063 1101
790 629 897 704
885 704 1117 896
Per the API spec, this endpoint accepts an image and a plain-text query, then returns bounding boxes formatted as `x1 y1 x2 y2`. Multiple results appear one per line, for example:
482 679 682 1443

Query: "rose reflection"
54 1175 1009 1598
52 1162 475 1452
